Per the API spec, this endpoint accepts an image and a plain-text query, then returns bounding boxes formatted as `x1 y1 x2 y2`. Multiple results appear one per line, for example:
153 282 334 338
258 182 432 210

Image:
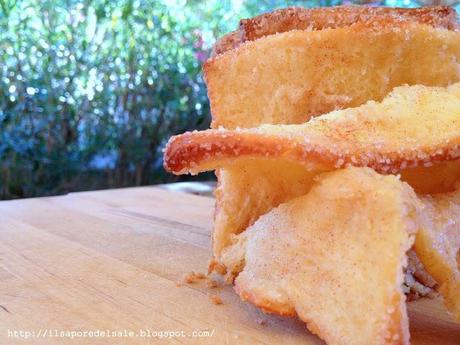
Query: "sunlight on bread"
166 83 460 176
214 6 458 55
163 6 460 345
206 24 460 129
165 83 460 264
224 168 419 345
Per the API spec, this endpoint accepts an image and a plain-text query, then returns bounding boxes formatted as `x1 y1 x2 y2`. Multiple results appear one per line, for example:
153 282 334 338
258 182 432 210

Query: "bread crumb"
209 294 223 305
208 259 227 275
183 271 206 284
206 278 219 289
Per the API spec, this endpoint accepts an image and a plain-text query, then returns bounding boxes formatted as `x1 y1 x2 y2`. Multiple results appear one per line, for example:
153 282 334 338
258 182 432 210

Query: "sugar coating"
164 82 460 178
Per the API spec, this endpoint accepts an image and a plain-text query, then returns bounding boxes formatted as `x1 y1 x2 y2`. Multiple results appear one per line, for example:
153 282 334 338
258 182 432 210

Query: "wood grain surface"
0 187 459 344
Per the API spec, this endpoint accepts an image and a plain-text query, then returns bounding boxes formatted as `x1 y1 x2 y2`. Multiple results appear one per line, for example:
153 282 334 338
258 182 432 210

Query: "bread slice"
223 167 419 345
206 23 460 129
212 6 458 56
416 191 460 321
165 83 460 262
167 83 460 177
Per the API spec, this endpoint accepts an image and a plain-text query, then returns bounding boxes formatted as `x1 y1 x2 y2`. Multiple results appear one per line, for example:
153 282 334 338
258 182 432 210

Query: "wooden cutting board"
0 187 459 345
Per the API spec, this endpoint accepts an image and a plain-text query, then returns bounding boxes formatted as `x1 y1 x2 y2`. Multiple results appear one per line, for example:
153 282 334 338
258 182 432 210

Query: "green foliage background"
0 0 457 199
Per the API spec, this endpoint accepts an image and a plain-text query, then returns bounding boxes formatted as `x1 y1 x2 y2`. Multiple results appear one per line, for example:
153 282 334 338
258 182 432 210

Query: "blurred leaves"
0 0 226 198
0 0 18 17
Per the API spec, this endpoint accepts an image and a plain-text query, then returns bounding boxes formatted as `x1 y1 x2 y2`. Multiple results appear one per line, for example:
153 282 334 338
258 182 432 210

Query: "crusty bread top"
211 31 241 57
241 6 459 40
206 22 460 129
212 6 458 56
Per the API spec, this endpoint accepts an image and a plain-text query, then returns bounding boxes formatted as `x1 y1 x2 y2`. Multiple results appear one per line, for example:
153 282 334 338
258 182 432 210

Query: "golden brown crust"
165 129 460 177
234 285 297 317
241 6 458 41
213 6 458 55
211 31 241 57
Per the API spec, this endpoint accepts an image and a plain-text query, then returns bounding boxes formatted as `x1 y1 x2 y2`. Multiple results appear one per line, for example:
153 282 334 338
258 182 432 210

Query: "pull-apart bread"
205 7 460 290
219 167 460 345
167 83 460 260
225 167 420 345
163 6 460 345
165 82 460 330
